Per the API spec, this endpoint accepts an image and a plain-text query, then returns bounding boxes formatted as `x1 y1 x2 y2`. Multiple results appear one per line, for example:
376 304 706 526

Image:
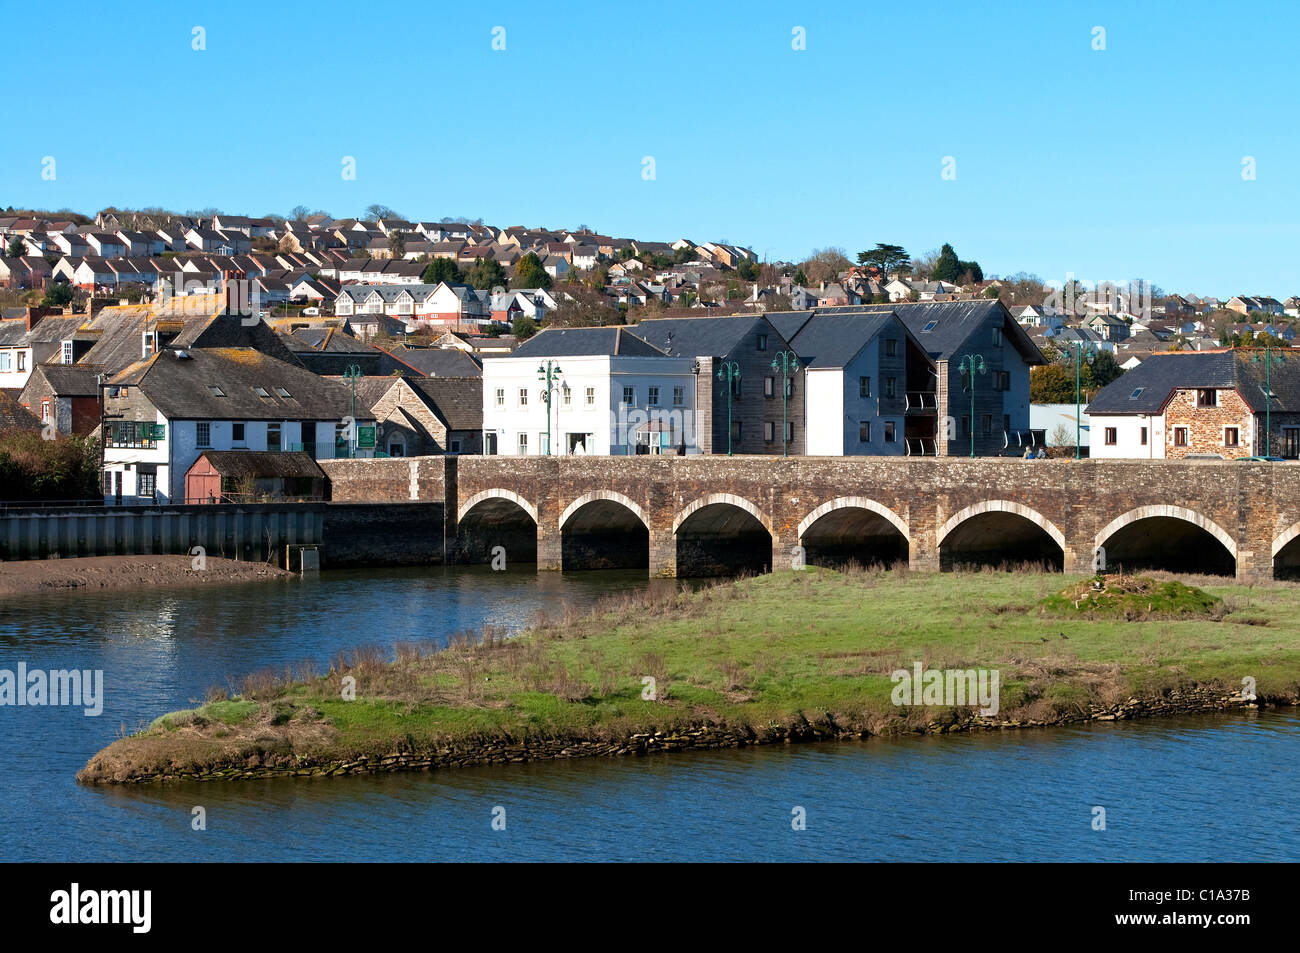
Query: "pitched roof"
384 346 482 377
0 389 41 433
406 377 483 431
192 450 325 480
787 312 898 368
1087 348 1300 415
512 326 667 358
627 314 776 357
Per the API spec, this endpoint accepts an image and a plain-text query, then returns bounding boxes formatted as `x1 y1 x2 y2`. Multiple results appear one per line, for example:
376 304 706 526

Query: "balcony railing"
905 391 937 412
905 438 937 456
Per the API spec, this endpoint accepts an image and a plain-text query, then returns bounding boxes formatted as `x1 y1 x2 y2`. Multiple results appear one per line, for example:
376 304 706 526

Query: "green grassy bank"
79 567 1300 783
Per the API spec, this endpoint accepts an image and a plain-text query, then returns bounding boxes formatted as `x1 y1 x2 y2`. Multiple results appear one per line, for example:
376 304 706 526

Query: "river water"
2 566 1296 862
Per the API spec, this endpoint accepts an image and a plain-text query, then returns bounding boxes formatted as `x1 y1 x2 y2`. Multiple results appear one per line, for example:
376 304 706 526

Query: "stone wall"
320 456 445 503
1164 387 1253 459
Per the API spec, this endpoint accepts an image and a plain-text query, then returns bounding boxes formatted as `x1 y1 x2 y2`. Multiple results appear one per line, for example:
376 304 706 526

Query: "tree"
792 267 808 287
856 243 910 279
421 258 462 285
983 285 1000 299
512 252 552 290
5 238 24 257
931 243 964 283
42 282 75 308
1087 351 1124 389
465 258 508 291
289 205 311 221
800 247 851 285
365 204 402 221
511 314 538 340
1030 363 1076 403
387 231 406 258
736 259 760 281
958 260 983 283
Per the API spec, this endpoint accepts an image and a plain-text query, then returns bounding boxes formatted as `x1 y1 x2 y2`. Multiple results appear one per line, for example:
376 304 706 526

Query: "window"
17 352 25 371
785 421 794 442
859 421 871 442
765 421 776 442
275 387 291 398
1140 426 1148 446
586 386 595 406
518 388 528 407
921 321 937 333
41 401 50 422
495 388 505 407
517 432 528 454
61 341 73 364
622 385 634 406
884 377 897 398
0 352 9 371
648 386 659 405
859 376 871 398
729 375 741 397
562 385 571 407
673 386 684 406
961 415 970 436
252 386 270 398
1105 427 1118 445
981 414 992 435
995 371 1011 391
1197 388 1217 407
884 421 896 442
756 334 768 351
784 376 793 398
1003 414 1010 432
1225 427 1239 447
196 422 211 448
764 376 774 398
450 439 461 453
1129 387 1144 400
991 327 1003 347
731 421 742 441
232 422 245 444
884 338 898 357
267 423 281 452
138 470 156 498
1174 427 1188 447
207 385 225 397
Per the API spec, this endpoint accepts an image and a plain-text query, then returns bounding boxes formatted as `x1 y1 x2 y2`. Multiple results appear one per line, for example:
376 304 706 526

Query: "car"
302 307 320 316
1236 455 1286 462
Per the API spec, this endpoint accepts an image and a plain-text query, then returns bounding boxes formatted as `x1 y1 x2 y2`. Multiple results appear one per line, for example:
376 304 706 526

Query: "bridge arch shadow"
560 491 649 570
938 500 1065 572
1274 522 1300 579
674 493 772 577
797 497 909 569
457 489 537 565
1095 505 1236 577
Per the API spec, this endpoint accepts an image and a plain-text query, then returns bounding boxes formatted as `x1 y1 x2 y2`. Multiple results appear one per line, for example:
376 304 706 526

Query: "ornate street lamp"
342 364 363 458
716 361 741 455
957 353 987 458
1253 346 1287 457
1067 341 1097 459
537 360 563 456
771 349 799 458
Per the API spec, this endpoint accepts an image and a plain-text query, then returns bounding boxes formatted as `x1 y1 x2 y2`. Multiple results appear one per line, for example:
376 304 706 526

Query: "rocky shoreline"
79 684 1282 784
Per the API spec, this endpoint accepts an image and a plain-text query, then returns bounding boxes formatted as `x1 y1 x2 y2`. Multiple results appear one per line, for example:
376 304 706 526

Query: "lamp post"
342 364 363 458
771 349 799 458
1253 346 1287 457
1067 341 1097 459
716 361 741 455
537 360 562 456
957 353 987 458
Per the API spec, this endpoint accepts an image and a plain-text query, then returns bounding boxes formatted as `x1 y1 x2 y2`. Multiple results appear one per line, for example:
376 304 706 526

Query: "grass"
80 566 1300 782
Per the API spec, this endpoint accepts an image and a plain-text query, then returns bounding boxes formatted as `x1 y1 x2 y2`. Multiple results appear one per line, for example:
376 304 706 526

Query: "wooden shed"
184 450 326 503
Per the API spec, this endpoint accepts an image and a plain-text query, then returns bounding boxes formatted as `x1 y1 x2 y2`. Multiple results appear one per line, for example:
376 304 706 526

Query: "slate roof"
193 450 324 480
512 326 667 358
813 300 1045 364
109 347 358 420
787 312 898 368
1087 349 1300 415
407 377 483 431
385 346 482 377
0 389 41 432
27 362 104 397
627 315 775 358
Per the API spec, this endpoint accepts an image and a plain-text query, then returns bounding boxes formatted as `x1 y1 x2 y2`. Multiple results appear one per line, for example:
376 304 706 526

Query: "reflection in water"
1 565 1296 861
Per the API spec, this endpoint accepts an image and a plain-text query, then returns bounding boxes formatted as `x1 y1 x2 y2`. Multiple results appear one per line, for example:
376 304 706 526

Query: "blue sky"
5 0 1297 298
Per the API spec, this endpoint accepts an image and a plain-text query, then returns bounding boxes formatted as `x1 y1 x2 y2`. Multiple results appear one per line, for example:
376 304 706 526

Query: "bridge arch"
797 497 910 569
559 490 650 570
456 488 538 565
673 492 772 576
1094 505 1236 576
672 493 772 535
1273 521 1300 579
560 490 649 532
937 500 1066 571
458 488 538 525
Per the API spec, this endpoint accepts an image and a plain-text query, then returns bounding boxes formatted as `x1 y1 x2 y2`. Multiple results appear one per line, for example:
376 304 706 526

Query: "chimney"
26 307 41 331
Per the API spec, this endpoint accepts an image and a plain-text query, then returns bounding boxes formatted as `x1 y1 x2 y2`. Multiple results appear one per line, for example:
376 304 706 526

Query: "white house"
481 326 698 456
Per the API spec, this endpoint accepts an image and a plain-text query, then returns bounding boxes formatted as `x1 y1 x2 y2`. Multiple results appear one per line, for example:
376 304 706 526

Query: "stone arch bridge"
323 456 1300 581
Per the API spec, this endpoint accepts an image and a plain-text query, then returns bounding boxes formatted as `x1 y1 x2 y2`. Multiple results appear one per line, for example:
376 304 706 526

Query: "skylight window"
1129 387 1144 399
252 386 270 398
275 387 291 398
922 321 938 332
208 385 226 397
